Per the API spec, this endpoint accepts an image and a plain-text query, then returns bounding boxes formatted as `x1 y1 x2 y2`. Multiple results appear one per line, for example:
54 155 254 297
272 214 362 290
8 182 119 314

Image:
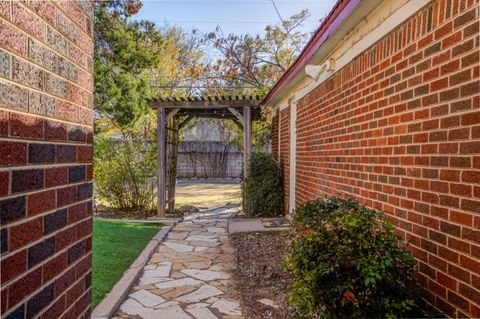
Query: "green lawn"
92 220 163 307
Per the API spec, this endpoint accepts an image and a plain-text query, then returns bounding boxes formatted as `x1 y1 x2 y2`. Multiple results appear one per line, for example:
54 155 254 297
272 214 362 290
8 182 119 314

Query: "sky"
132 0 338 39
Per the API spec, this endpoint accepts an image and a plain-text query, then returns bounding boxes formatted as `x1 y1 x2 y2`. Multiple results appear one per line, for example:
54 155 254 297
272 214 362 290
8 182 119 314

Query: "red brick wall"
272 112 279 157
277 0 480 316
279 106 290 215
0 1 94 318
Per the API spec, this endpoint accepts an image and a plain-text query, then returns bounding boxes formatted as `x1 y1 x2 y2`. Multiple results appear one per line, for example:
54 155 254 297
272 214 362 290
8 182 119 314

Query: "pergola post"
243 106 252 213
157 107 166 217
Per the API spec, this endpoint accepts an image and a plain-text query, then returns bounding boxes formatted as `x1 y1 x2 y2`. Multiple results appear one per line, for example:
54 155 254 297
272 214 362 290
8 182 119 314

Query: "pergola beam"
150 97 261 109
165 108 180 123
178 115 194 130
227 107 244 126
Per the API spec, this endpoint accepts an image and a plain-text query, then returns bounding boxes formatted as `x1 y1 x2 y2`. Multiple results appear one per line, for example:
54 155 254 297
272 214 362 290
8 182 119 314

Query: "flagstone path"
114 206 243 319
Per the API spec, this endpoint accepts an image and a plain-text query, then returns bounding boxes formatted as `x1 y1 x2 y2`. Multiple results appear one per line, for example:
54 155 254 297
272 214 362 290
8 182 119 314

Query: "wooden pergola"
148 96 263 217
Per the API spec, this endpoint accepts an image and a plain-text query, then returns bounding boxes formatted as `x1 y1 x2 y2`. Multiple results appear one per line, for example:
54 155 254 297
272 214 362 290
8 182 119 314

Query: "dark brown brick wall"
0 1 94 318
275 0 480 316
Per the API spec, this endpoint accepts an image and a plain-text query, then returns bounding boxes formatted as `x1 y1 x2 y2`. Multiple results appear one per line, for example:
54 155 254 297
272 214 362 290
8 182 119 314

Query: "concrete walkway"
114 206 243 319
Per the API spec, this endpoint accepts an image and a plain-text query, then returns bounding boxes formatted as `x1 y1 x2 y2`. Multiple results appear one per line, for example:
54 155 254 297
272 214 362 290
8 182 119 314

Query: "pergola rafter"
149 95 263 217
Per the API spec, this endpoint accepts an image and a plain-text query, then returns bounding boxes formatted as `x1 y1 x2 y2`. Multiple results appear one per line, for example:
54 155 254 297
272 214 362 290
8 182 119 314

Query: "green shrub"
284 196 425 319
244 152 283 217
94 136 157 216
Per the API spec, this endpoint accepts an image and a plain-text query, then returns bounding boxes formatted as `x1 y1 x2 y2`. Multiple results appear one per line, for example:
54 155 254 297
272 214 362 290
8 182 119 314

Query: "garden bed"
230 232 292 319
92 220 163 307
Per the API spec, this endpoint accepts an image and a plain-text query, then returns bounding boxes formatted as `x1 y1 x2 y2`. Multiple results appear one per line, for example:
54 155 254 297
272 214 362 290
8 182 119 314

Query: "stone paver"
116 206 243 319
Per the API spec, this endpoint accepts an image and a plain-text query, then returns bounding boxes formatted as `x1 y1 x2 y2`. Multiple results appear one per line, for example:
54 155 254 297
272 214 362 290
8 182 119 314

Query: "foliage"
284 197 425 319
244 152 283 217
92 220 163 307
199 10 311 96
94 0 163 129
94 136 157 215
194 11 311 151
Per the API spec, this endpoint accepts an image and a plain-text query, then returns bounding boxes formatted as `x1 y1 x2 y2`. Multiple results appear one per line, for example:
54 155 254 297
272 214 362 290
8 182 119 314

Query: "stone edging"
91 225 173 319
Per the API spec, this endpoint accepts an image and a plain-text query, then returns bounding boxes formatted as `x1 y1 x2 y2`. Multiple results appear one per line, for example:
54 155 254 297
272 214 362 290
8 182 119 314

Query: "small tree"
94 136 157 216
244 152 283 217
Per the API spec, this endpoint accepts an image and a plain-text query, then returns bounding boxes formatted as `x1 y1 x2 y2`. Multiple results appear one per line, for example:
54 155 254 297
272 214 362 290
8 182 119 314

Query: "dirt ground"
175 179 241 208
95 179 241 218
230 232 292 319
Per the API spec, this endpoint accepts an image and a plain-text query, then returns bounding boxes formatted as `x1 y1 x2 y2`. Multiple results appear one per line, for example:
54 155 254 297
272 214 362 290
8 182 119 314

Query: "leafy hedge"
284 197 428 319
244 152 283 217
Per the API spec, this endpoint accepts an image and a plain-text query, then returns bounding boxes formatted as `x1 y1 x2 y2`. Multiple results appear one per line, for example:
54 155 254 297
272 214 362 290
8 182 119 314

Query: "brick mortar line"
292 168 479 191
299 180 473 218
0 15 93 74
295 106 479 151
433 269 480 307
298 91 479 141
295 163 479 183
295 177 479 229
294 158 479 171
298 22 479 118
294 189 480 260
35 0 94 40
294 171 479 210
2 255 92 319
1 235 92 300
0 74 94 126
0 137 93 148
0 162 93 172
0 137 93 147
1 222 92 272
0 7 93 61
0 48 94 97
0 197 92 230
292 170 478 188
300 61 477 120
59 287 93 319
400 231 478 281
51 287 93 319
0 106 94 130
14 0 94 42
294 139 480 156
1 174 92 198
298 72 479 137
0 77 94 126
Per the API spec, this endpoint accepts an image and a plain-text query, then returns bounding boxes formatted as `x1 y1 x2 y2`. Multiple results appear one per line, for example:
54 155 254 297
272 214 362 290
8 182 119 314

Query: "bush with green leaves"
284 197 425 319
94 136 157 216
244 152 283 217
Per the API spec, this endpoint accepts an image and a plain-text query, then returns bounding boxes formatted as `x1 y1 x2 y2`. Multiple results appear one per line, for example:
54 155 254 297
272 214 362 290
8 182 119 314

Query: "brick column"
0 1 94 318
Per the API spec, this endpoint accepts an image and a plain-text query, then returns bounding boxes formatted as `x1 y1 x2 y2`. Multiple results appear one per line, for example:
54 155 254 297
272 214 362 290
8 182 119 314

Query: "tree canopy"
94 0 312 146
94 0 163 130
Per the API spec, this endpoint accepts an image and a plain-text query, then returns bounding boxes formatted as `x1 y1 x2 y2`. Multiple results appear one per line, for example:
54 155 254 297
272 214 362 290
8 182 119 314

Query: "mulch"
230 232 293 319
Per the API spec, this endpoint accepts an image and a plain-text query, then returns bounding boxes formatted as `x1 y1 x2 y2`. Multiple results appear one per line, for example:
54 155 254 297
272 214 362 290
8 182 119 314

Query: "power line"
147 19 318 24
270 0 302 52
144 1 327 4
150 85 257 88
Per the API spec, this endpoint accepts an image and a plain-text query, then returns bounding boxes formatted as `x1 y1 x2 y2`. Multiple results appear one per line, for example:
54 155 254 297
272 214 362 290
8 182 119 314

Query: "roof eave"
263 0 381 107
